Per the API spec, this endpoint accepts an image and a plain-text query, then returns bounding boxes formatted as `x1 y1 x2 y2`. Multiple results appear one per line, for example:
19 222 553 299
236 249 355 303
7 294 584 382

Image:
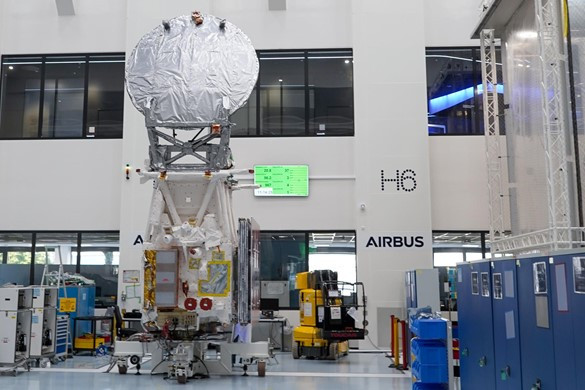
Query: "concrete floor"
1 351 417 389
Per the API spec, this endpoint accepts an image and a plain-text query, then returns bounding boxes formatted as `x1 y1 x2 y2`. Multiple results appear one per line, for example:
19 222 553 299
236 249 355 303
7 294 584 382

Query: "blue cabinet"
457 261 495 390
58 286 95 334
550 254 581 390
490 259 522 390
517 256 556 389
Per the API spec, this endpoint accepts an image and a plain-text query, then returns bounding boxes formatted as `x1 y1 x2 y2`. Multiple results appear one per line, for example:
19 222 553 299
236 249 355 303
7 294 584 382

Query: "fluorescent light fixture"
517 31 538 39
260 57 305 61
428 84 504 115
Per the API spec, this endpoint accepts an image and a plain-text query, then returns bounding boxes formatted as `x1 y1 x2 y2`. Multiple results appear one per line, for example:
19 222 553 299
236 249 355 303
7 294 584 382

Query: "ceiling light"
8 66 13 70
278 78 283 82
344 60 350 64
517 31 538 39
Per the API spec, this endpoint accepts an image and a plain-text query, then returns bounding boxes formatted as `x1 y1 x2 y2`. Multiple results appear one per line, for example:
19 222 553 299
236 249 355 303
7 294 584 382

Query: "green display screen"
254 165 309 197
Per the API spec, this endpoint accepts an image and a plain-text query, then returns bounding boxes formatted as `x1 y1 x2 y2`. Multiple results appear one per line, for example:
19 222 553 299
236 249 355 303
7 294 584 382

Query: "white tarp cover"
126 14 259 126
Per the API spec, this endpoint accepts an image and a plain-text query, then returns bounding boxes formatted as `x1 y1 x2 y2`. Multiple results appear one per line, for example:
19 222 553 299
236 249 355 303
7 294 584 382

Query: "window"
0 231 119 306
79 232 120 302
0 232 33 286
42 56 86 138
432 231 487 267
426 47 505 135
260 51 306 136
86 55 125 138
0 54 125 139
260 231 356 309
308 232 356 283
34 232 78 285
308 51 354 136
231 49 354 137
260 232 306 308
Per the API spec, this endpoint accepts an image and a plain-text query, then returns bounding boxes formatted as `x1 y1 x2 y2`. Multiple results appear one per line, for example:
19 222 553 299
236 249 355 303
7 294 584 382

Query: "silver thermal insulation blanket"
126 14 259 126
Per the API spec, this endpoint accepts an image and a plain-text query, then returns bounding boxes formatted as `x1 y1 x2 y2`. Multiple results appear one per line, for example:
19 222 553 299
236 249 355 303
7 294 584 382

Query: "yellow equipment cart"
292 270 367 360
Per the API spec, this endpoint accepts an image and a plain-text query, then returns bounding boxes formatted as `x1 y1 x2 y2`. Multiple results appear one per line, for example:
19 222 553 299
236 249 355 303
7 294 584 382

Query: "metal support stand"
144 120 232 172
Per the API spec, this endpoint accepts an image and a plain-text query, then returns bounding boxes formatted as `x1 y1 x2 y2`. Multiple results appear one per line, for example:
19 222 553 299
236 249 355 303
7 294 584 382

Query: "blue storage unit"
412 384 447 390
58 285 95 335
411 339 447 365
456 261 496 390
550 253 581 390
490 259 522 389
410 316 450 388
517 256 556 390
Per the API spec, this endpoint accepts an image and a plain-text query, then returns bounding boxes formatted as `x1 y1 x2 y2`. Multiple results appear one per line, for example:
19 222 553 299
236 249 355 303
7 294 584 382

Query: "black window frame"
0 53 125 140
231 48 355 138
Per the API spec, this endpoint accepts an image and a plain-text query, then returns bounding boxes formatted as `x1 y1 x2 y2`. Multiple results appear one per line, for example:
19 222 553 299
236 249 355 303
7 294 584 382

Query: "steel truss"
480 29 506 253
535 0 574 250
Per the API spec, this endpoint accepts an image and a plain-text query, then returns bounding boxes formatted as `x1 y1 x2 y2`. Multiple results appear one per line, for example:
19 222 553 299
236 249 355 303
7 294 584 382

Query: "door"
491 259 522 389
457 261 496 390
517 256 556 389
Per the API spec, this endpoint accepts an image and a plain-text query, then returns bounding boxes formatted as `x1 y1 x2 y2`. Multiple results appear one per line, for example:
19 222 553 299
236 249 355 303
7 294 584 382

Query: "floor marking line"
265 371 411 378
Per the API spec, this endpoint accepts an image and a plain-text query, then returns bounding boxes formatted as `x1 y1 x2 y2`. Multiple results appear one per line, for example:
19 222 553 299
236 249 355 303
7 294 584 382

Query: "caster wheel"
118 365 127 375
177 374 187 384
258 360 266 377
292 342 300 360
328 343 338 361
129 355 140 365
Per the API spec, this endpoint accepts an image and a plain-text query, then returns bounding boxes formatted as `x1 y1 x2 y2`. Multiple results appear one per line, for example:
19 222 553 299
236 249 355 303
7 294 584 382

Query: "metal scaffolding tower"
480 29 506 255
535 0 573 249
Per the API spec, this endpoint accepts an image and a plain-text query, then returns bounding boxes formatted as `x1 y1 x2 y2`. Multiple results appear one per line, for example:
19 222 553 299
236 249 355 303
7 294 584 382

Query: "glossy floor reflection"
6 351 417 389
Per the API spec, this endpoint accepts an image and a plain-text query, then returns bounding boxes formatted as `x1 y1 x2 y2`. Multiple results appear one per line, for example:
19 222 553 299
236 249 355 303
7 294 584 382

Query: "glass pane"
308 51 354 136
427 48 478 134
42 56 86 138
434 252 464 267
260 232 307 308
465 252 484 261
231 87 257 136
0 232 33 285
80 232 119 303
86 55 124 138
0 57 42 138
259 52 306 135
308 232 356 283
34 232 78 285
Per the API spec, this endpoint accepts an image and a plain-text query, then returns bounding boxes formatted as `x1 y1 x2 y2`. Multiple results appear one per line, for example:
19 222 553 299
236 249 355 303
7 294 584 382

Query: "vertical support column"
480 29 505 255
535 0 573 249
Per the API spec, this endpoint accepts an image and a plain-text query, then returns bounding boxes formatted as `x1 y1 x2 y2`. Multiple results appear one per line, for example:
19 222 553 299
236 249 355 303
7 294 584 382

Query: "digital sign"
254 165 309 197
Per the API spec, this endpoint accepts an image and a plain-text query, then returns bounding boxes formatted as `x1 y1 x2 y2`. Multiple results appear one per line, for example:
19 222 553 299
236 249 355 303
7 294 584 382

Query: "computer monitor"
260 298 280 311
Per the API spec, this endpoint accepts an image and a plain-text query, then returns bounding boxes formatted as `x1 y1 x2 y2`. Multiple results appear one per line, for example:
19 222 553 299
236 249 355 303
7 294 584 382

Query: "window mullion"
38 57 46 138
82 56 90 138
